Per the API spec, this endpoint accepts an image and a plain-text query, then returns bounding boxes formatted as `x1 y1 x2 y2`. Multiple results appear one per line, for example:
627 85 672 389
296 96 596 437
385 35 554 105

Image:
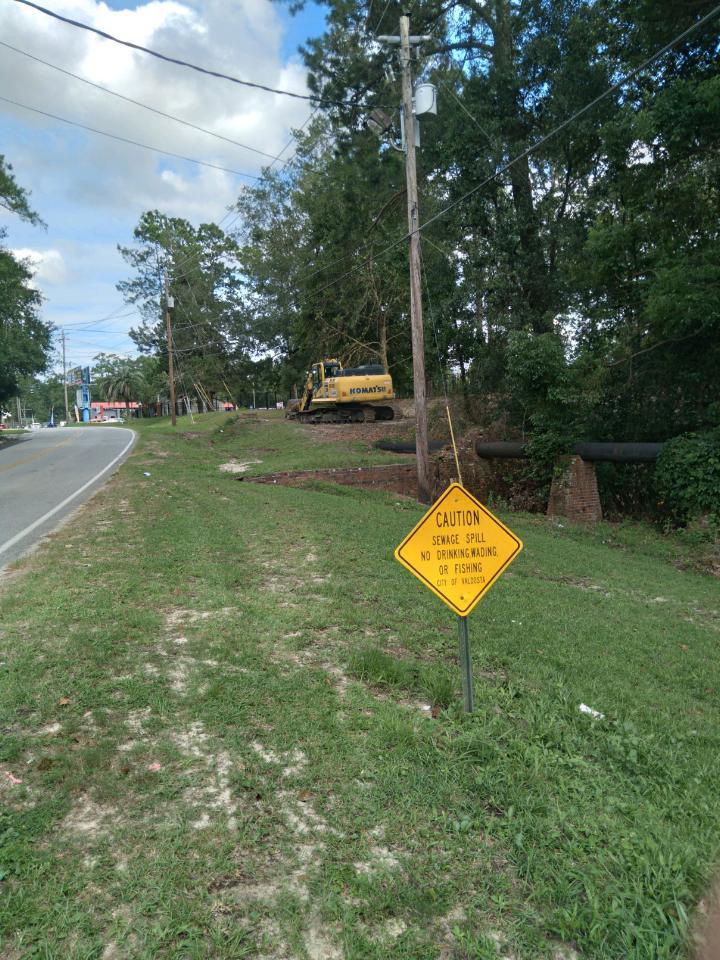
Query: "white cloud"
0 0 319 364
1 0 311 180
1 0 316 229
12 247 67 284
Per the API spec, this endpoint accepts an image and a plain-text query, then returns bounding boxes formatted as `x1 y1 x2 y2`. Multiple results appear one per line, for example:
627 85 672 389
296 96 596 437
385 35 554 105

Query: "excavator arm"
298 364 321 412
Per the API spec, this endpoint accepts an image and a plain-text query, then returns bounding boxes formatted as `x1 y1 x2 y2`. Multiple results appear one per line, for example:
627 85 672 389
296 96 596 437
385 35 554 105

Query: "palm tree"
99 361 146 418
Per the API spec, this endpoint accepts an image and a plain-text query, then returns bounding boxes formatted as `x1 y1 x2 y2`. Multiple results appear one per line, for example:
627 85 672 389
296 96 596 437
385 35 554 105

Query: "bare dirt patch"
269 629 352 699
304 921 343 960
125 707 151 734
170 721 209 759
245 462 420 498
276 649 352 699
63 797 116 840
258 552 327 606
164 607 236 629
435 906 470 960
219 459 262 473
184 748 238 832
381 918 408 940
251 742 307 778
354 844 400 877
231 740 345 957
167 657 192 694
37 722 62 736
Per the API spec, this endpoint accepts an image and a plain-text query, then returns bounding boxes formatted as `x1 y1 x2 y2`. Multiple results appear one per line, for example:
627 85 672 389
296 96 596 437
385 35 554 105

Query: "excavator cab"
299 362 330 411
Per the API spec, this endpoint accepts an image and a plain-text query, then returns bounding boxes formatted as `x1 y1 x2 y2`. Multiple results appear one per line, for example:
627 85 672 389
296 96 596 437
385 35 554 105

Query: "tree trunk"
378 310 389 374
492 0 553 333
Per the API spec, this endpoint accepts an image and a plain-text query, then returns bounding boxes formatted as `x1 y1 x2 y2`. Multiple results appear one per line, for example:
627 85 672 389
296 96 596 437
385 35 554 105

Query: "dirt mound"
297 415 413 446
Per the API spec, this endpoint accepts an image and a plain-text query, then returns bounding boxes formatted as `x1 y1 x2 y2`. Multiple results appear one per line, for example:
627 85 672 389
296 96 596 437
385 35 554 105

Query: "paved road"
0 426 135 570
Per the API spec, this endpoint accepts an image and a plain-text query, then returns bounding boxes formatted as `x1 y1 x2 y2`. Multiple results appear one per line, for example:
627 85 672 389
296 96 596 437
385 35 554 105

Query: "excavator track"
294 404 395 424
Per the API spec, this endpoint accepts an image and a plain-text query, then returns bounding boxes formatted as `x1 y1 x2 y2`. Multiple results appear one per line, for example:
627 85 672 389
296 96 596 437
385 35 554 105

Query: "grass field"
1 412 719 959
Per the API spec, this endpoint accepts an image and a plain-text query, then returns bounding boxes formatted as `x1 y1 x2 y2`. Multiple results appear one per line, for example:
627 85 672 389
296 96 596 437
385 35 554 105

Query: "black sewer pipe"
474 441 665 463
473 442 526 459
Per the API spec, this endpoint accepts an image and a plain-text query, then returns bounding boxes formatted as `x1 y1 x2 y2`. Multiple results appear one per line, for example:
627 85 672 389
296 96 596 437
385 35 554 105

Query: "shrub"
654 429 720 528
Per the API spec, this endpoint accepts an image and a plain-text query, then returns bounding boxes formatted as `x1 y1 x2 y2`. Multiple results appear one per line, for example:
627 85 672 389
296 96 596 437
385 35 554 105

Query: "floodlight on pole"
366 108 393 135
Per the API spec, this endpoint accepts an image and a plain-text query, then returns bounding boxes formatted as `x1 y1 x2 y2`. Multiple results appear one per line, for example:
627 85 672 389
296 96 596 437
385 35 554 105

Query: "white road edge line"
0 430 137 558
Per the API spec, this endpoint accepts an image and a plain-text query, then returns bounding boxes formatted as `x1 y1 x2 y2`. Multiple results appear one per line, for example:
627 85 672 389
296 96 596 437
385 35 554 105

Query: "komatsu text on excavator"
286 359 395 424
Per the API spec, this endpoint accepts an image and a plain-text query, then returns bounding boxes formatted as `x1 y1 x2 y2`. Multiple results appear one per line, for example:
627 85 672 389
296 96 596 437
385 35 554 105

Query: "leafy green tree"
93 354 165 410
0 157 52 405
0 155 45 227
571 7 720 441
16 372 65 424
233 120 416 391
267 0 719 448
0 253 48 404
119 211 248 408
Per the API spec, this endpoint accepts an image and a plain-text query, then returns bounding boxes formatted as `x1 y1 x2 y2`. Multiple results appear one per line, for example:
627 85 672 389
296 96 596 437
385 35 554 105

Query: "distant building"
90 401 141 420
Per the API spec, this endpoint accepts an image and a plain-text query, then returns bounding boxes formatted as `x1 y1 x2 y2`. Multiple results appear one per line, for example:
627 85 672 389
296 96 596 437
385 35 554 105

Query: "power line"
437 76 494 144
0 40 289 166
128 110 320 302
59 328 138 336
11 0 348 108
61 337 134 349
0 94 265 180
267 107 319 172
59 308 141 328
373 0 395 35
58 324 137 339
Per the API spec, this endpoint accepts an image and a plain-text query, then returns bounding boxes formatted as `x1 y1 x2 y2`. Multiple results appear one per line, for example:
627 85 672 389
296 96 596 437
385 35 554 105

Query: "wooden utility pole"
399 15 431 503
61 330 69 423
165 276 176 426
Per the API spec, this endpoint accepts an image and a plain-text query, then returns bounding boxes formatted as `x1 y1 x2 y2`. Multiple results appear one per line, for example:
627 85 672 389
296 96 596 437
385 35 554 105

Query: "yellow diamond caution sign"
394 483 523 616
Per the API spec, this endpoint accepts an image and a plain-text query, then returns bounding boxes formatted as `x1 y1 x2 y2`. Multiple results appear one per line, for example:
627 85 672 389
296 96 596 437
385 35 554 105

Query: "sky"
0 0 327 369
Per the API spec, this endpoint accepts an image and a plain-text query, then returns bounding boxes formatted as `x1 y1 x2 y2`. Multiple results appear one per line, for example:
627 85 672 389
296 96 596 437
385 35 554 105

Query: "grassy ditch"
1 411 719 959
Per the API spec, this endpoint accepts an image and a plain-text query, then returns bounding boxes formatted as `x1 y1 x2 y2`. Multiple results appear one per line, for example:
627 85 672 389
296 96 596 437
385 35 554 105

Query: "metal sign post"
457 616 474 713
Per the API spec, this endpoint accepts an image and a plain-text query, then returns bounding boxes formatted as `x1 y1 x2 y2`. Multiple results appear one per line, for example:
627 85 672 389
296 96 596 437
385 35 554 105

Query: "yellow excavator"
286 359 395 423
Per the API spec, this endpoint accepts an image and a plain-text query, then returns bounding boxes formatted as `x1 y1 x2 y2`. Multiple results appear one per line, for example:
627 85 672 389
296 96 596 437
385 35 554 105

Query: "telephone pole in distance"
400 15 431 504
61 329 70 423
165 276 176 427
